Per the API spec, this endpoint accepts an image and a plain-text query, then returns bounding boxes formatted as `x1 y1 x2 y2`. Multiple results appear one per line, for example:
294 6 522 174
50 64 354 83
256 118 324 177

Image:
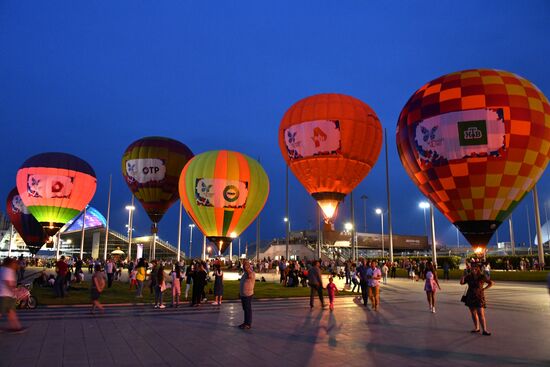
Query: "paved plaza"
0 278 548 367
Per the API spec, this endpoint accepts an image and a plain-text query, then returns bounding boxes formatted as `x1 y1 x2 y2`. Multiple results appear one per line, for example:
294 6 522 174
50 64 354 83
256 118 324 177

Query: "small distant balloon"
6 188 48 255
396 69 550 250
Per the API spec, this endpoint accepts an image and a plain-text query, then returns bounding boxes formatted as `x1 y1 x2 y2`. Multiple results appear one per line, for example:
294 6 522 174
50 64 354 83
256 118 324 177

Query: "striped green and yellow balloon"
179 150 269 253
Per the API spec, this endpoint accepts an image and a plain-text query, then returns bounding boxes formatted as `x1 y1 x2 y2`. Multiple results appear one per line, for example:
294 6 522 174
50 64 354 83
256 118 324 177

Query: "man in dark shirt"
307 260 325 309
356 258 369 307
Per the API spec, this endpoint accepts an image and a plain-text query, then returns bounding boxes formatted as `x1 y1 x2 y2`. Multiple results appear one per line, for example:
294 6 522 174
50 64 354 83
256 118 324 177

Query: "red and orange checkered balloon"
396 69 550 248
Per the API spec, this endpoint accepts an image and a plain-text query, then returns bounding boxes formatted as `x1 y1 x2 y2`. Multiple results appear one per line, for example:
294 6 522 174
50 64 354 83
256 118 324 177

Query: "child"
326 277 338 311
91 264 105 314
129 268 137 290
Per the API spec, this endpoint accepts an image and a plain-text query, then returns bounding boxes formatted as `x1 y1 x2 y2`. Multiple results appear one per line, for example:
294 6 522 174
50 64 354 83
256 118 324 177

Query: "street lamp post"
344 222 353 260
188 224 195 259
284 217 290 260
125 202 135 262
419 201 430 237
375 208 384 258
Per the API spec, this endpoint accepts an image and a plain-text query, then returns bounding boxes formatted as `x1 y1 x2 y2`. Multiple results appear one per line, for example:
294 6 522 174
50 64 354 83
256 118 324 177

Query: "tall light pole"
230 231 237 261
125 201 135 262
284 216 290 261
508 215 515 255
419 201 430 237
79 206 87 260
533 185 544 269
526 203 533 255
103 175 112 261
360 195 368 233
429 204 437 266
188 224 195 259
344 222 353 260
177 202 183 262
350 191 356 261
375 208 384 257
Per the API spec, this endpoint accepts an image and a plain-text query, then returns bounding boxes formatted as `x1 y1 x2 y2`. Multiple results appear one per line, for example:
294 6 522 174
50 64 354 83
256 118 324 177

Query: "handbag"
460 287 468 303
160 281 166 292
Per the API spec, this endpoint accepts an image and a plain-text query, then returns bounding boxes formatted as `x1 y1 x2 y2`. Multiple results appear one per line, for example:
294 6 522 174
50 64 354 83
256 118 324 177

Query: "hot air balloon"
396 69 550 251
16 152 97 237
6 188 49 255
122 137 193 257
278 93 383 222
179 150 269 254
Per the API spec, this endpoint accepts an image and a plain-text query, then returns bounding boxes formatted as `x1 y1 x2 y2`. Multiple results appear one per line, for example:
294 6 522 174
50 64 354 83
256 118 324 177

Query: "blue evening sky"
1 1 550 256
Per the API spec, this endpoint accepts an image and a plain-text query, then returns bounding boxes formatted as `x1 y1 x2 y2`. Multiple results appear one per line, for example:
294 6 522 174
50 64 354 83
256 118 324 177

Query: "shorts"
368 286 380 298
91 289 101 301
0 296 16 313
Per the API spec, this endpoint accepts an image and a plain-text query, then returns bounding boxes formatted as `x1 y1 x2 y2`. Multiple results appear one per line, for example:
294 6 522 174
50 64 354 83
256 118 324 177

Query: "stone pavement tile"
8 358 37 367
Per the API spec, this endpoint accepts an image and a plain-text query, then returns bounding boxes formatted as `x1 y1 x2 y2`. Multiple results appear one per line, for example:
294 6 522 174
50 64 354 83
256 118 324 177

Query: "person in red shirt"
326 276 338 311
54 256 68 298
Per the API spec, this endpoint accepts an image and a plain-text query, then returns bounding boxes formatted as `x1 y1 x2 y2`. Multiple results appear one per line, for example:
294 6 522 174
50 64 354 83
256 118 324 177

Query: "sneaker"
7 327 28 334
154 304 159 309
429 306 433 312
432 307 436 313
159 304 166 309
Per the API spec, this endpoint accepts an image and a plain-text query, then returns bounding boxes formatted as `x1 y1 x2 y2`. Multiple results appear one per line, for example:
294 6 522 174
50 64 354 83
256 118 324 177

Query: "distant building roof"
61 206 107 233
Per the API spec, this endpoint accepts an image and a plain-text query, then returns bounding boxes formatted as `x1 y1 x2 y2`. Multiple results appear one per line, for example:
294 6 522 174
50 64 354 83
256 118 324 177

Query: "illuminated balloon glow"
279 93 383 222
397 69 550 249
122 136 193 231
179 150 269 253
6 188 49 255
16 153 97 237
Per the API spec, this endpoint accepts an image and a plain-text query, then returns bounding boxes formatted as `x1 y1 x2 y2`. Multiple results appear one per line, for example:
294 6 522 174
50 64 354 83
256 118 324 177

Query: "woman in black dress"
213 264 224 305
460 263 494 335
191 263 207 307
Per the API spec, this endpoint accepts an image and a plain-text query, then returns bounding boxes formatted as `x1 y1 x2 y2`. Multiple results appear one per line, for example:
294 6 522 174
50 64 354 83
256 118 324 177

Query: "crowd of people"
0 252 516 336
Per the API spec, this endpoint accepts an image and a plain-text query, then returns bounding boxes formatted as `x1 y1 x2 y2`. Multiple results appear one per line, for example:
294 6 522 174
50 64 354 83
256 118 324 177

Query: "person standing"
443 262 450 281
381 262 389 285
239 259 255 329
390 262 397 279
344 261 351 285
105 259 115 288
184 264 193 300
0 258 25 333
423 261 441 313
356 258 369 307
54 256 68 298
170 263 182 307
307 260 325 309
366 260 382 311
213 264 224 305
154 264 166 309
326 276 338 311
90 264 105 314
191 263 206 307
460 263 494 335
17 255 26 284
135 258 146 298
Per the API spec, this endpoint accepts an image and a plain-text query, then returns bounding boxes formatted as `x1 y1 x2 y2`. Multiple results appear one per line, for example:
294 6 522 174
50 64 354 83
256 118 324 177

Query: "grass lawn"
32 280 317 306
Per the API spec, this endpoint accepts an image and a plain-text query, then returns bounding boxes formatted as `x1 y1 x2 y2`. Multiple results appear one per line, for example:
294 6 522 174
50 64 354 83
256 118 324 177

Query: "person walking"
423 261 441 313
443 261 450 280
307 260 325 309
17 255 26 284
0 258 25 333
351 267 360 293
239 259 255 330
90 264 106 314
326 276 338 311
460 263 494 335
170 263 182 307
213 264 224 305
135 258 146 298
366 260 382 311
390 262 397 279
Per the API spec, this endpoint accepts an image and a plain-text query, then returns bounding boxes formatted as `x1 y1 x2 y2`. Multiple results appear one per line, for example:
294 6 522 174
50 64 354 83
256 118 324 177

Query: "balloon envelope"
16 152 97 237
122 137 193 225
6 188 48 255
396 69 550 248
278 93 383 221
179 150 269 253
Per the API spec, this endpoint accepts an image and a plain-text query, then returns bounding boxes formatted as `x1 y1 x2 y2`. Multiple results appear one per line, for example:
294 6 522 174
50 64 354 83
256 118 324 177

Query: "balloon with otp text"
179 150 269 254
122 136 194 232
396 69 550 251
279 93 383 222
16 152 97 237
